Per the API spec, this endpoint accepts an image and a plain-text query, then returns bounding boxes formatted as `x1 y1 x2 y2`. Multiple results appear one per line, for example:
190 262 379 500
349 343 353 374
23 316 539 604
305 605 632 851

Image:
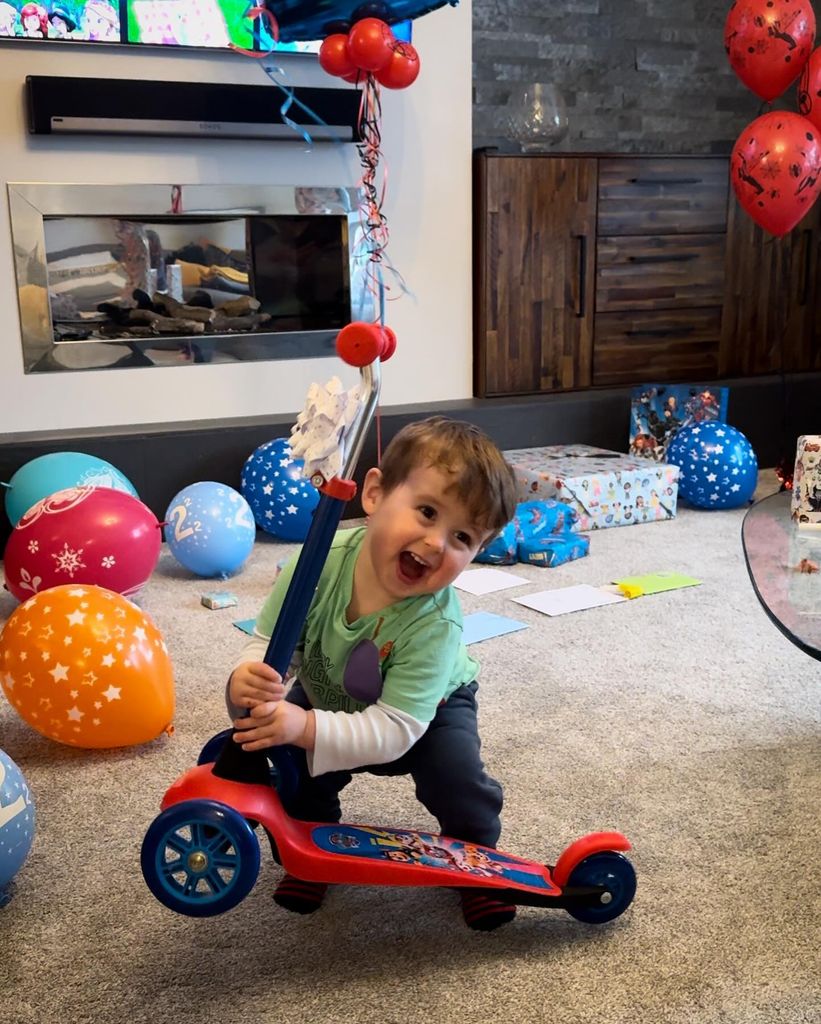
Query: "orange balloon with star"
0 584 175 749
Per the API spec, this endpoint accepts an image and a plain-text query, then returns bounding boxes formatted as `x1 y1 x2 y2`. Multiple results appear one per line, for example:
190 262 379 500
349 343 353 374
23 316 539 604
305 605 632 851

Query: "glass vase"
500 83 569 152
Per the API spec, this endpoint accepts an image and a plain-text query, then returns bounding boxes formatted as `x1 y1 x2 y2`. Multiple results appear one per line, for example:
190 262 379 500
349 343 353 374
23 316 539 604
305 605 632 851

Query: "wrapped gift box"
504 445 679 531
518 533 590 567
475 500 588 568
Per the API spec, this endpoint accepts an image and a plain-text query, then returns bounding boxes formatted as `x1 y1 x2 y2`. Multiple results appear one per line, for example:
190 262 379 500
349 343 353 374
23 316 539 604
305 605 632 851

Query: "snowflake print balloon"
164 482 256 578
240 438 320 542
0 749 35 906
665 423 759 510
2 487 161 603
0 585 175 748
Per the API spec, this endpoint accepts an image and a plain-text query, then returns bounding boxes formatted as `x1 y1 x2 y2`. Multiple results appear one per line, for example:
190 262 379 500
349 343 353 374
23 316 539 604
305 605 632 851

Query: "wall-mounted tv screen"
0 1 411 54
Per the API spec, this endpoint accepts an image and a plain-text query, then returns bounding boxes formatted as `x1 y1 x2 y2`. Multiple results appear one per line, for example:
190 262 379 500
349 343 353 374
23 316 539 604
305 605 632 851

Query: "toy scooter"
140 325 636 924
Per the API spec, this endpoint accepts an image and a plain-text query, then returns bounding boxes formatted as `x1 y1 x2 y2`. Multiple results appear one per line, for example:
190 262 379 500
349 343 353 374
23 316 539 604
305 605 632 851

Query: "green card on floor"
612 572 701 598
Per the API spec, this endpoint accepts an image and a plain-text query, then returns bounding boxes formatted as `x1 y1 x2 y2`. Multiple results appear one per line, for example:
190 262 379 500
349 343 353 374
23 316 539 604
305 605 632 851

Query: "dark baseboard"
1 372 817 545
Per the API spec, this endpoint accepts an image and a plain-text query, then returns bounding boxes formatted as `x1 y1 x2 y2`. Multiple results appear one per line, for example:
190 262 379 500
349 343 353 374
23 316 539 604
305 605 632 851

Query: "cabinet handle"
627 177 703 186
625 326 695 338
799 228 812 306
627 253 698 264
576 234 587 318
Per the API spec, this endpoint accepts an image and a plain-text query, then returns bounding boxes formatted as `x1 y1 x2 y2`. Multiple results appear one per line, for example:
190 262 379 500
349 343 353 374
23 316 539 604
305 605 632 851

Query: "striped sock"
460 889 517 931
274 874 328 915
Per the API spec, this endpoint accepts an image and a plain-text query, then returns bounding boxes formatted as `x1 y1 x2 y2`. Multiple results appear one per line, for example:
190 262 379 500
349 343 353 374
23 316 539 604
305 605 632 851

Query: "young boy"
227 417 519 930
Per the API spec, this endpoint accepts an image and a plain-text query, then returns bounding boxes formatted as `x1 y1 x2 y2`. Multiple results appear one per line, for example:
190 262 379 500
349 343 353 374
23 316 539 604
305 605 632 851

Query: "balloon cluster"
2 453 160 602
1 454 177 754
725 1 821 236
319 17 420 89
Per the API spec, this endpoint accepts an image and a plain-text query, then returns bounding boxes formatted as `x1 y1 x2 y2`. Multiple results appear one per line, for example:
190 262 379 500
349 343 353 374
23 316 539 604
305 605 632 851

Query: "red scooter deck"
162 763 566 894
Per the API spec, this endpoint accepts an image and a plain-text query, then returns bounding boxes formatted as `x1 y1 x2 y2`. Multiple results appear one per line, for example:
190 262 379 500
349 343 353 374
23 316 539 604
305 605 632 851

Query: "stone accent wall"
473 0 780 153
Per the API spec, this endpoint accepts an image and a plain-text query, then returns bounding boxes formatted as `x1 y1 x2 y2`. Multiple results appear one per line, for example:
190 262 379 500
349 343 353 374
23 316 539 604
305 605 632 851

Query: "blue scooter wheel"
565 851 636 924
141 800 260 917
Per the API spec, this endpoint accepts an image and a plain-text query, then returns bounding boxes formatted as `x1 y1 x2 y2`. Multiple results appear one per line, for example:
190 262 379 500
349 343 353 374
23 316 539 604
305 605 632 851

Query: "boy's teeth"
409 552 426 566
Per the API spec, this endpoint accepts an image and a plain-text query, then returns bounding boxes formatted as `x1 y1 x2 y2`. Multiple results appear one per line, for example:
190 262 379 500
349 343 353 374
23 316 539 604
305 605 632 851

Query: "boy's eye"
418 505 436 520
455 531 473 547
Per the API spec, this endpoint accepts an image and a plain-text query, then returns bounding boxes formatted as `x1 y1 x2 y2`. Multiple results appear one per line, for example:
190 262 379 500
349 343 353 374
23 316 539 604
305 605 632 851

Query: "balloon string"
229 6 322 146
230 8 413 330
354 74 413 322
374 263 385 467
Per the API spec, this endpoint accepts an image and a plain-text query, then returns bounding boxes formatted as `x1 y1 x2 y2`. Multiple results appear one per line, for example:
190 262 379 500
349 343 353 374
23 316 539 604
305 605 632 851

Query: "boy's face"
359 463 488 605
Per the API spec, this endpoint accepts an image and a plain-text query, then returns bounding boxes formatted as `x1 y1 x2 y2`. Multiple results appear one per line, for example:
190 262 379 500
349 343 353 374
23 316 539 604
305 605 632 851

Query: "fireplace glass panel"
8 183 368 373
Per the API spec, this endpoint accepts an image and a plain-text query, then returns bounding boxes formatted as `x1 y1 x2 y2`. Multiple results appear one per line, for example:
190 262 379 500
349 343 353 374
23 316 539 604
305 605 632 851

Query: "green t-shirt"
255 526 479 723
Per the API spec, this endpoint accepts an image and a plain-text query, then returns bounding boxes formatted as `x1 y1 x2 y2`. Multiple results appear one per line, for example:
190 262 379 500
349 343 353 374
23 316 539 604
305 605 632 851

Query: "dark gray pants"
282 681 503 848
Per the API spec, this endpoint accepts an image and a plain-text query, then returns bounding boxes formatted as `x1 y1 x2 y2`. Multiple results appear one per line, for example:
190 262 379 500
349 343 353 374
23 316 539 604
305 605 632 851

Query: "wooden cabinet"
474 150 820 397
473 155 597 395
719 193 821 376
592 156 728 386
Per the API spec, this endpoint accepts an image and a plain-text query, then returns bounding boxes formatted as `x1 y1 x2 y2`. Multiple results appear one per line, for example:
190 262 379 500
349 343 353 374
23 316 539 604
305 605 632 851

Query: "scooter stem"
213 357 381 783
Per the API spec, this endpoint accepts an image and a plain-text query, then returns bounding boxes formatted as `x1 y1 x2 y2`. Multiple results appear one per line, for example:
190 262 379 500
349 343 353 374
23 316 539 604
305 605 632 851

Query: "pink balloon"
3 487 161 602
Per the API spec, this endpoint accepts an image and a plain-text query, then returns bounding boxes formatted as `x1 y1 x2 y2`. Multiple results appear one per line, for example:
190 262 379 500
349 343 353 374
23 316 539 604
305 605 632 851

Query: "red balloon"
319 33 357 78
346 17 395 72
731 111 821 236
3 487 161 603
798 46 821 132
725 0 816 102
375 41 421 89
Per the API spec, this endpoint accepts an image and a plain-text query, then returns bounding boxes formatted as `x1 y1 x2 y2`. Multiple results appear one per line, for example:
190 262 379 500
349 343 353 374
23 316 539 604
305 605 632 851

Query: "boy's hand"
233 701 316 752
228 661 285 710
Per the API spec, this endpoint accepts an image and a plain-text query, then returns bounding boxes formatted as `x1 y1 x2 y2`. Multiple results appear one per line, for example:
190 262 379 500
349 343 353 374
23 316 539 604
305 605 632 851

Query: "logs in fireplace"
53 289 273 343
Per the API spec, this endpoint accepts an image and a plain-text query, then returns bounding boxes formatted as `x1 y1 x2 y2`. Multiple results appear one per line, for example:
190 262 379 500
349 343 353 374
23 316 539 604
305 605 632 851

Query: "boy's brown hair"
378 416 518 537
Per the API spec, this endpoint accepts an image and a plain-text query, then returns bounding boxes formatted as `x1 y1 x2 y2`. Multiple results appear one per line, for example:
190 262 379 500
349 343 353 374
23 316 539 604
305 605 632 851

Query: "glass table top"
742 490 821 661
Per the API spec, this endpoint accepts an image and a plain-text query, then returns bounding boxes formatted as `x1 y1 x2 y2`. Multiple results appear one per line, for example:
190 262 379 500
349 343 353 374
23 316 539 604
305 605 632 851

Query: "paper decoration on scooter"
289 376 364 484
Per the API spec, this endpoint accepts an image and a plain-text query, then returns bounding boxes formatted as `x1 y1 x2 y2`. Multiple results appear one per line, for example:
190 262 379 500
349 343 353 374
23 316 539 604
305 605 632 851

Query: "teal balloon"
0 749 35 905
4 452 138 527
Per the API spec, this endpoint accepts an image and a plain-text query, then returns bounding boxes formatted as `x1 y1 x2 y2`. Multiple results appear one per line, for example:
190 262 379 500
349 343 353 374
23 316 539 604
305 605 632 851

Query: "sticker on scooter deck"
311 825 557 891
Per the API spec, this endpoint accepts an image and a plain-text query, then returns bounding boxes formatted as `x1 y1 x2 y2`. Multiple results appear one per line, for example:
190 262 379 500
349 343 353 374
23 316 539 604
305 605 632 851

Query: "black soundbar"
26 76 362 142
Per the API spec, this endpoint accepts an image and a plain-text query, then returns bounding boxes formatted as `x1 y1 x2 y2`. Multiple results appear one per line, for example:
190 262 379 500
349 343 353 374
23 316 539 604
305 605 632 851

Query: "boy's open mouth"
398 550 428 583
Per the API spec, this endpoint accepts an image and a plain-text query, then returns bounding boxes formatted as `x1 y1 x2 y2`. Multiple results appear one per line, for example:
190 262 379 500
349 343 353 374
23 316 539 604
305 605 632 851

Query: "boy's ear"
361 467 384 516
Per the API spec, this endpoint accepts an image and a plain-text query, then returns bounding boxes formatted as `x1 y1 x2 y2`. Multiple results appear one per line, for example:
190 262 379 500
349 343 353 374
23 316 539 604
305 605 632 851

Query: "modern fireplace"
7 183 372 373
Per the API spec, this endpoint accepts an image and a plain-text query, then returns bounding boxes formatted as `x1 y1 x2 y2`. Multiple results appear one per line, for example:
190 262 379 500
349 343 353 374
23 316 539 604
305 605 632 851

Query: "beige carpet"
0 470 819 1024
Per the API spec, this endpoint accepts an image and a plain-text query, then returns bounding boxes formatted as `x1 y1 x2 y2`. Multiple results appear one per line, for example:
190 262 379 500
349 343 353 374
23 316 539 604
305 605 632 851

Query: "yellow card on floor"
613 572 701 599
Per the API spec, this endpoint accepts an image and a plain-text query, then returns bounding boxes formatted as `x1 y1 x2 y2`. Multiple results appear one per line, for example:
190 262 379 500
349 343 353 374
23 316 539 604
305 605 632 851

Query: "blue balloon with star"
241 439 320 542
665 422 758 510
0 749 35 906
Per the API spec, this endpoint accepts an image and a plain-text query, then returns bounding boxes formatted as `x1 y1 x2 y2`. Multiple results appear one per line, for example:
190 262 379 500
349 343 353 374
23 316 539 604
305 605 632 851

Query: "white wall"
0 3 472 436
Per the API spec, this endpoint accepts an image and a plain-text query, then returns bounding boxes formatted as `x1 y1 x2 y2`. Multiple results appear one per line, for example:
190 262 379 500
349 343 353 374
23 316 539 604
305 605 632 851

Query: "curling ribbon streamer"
229 7 317 145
